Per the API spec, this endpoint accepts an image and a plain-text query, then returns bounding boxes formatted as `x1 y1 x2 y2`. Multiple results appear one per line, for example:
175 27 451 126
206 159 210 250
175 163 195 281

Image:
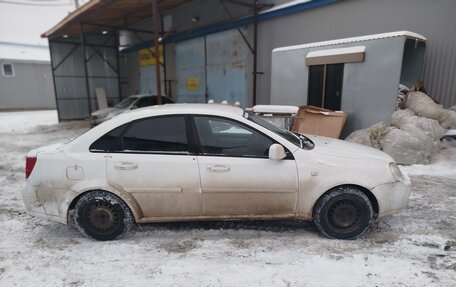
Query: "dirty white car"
23 104 411 241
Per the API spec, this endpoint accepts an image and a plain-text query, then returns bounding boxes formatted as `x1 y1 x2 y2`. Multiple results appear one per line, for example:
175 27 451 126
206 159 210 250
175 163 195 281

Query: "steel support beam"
51 43 79 72
152 0 162 104
220 0 268 106
80 22 92 116
220 1 254 53
48 41 62 121
161 13 168 97
252 0 258 106
115 30 122 102
82 21 154 35
132 31 164 68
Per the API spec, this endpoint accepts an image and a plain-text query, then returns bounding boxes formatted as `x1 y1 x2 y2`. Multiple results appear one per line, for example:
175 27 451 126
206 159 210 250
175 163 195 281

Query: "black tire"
313 186 374 240
74 191 134 241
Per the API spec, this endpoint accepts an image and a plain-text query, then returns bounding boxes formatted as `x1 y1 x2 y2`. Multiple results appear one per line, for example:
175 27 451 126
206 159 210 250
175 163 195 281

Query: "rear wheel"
313 187 373 239
74 191 133 241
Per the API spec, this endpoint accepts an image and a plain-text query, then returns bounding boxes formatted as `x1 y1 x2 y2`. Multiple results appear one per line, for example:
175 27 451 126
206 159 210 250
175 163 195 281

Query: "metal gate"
174 29 248 106
206 29 248 107
175 37 206 103
50 34 120 120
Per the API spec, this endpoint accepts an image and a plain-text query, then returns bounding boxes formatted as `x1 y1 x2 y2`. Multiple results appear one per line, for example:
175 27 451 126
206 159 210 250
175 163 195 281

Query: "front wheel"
313 187 374 239
74 191 134 241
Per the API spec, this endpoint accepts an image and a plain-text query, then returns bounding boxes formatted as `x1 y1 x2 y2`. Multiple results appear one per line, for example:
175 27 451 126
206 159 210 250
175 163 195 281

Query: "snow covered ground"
0 110 455 286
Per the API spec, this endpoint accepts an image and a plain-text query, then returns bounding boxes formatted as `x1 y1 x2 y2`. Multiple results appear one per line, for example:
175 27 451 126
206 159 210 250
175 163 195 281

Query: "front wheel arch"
312 184 379 219
312 185 377 239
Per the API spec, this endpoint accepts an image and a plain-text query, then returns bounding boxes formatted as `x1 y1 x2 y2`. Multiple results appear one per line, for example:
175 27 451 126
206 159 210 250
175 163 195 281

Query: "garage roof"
0 42 50 63
273 31 427 53
41 0 193 39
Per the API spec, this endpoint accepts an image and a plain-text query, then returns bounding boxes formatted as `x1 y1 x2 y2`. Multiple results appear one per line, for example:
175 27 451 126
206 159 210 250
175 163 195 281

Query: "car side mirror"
268 144 286 160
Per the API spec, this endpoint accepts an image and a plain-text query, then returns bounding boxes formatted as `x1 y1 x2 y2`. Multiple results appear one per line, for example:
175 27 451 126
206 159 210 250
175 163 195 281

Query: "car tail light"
25 156 37 179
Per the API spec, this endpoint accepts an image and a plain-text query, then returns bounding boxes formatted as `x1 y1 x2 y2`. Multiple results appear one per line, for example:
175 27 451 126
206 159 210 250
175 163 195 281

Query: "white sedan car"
23 104 411 241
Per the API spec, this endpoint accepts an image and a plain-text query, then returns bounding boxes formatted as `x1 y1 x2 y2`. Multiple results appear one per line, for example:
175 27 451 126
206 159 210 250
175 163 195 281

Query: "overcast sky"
0 0 88 46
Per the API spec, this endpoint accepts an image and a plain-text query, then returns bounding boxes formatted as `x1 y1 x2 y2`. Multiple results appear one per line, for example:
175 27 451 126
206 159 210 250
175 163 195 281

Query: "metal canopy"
44 0 269 121
42 0 193 39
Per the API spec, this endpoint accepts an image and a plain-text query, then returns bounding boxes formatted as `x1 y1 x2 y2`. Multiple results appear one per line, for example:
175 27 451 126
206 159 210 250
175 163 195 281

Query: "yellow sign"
139 46 163 66
187 77 200 90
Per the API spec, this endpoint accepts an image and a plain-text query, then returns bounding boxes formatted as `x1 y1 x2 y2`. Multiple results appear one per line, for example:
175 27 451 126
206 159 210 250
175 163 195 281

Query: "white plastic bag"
406 91 444 121
441 109 456 129
345 122 392 148
382 128 438 165
392 112 445 140
345 129 373 147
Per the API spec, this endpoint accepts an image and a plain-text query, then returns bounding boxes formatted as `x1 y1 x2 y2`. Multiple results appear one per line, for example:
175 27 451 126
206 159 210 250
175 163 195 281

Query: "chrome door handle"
114 162 138 170
207 165 231 172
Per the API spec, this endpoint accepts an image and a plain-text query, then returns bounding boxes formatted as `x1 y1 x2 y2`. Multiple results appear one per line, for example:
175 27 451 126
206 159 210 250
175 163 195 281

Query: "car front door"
105 115 201 219
193 116 298 217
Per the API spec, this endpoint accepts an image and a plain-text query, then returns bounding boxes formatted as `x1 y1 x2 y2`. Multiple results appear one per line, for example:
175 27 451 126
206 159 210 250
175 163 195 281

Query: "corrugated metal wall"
257 0 456 107
173 29 248 106
175 37 207 103
0 61 55 109
206 29 248 107
50 34 120 120
121 0 456 108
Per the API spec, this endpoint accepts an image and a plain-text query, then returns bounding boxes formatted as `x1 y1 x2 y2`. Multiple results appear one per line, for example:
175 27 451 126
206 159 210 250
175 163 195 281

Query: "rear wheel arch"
73 191 133 240
67 189 142 225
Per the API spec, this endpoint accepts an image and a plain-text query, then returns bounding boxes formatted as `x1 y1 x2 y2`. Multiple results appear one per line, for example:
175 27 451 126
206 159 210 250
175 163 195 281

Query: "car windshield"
115 97 137 109
247 113 305 148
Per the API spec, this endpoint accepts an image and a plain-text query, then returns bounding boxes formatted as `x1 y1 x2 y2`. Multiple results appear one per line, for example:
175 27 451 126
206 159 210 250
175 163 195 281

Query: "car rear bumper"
371 179 412 216
22 183 67 224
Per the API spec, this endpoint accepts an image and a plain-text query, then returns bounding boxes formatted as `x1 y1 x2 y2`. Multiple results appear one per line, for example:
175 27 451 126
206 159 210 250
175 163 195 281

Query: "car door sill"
136 214 299 223
201 189 297 193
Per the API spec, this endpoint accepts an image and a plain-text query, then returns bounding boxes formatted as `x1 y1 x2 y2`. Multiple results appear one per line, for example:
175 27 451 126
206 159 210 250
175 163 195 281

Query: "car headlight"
389 162 404 182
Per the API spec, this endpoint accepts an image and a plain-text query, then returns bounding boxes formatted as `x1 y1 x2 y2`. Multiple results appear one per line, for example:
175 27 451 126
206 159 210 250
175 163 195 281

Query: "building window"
2 63 15 77
308 64 344 111
306 46 365 111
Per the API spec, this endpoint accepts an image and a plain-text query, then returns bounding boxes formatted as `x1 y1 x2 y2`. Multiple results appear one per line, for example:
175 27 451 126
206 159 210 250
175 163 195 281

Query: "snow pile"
346 91 456 165
0 110 58 133
1 110 456 286
400 146 456 177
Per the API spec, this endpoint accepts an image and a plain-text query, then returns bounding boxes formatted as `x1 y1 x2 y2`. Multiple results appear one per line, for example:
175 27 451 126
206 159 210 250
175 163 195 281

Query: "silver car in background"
90 94 174 126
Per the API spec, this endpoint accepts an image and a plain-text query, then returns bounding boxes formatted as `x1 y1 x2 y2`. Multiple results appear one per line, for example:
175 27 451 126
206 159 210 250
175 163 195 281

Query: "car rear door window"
123 116 188 153
89 124 127 152
194 116 273 158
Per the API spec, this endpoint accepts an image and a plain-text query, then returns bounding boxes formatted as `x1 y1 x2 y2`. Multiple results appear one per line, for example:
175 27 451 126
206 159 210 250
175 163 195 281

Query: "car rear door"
105 115 201 219
192 115 298 217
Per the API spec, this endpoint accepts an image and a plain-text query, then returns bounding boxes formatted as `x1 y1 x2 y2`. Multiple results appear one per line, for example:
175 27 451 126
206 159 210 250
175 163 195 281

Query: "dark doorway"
307 63 344 110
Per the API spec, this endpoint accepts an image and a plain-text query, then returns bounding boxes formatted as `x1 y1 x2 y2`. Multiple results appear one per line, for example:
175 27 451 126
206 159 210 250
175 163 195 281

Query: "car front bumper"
371 178 412 216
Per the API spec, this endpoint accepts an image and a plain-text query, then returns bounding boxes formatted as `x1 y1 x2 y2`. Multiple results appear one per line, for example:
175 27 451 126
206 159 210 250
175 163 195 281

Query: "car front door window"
194 116 273 158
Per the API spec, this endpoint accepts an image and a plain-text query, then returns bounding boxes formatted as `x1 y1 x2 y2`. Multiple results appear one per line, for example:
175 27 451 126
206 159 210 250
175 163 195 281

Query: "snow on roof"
306 46 366 58
262 0 312 13
273 31 427 53
0 42 50 63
